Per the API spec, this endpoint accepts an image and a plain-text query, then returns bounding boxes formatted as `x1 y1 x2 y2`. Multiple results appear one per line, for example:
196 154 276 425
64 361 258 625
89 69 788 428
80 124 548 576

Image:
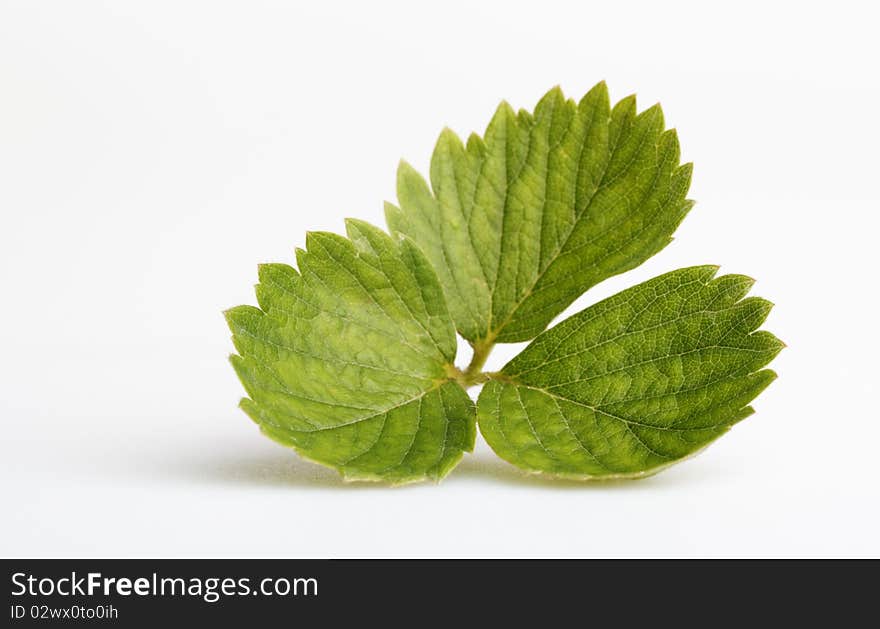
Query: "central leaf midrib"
492 378 729 436
291 382 444 434
485 102 627 341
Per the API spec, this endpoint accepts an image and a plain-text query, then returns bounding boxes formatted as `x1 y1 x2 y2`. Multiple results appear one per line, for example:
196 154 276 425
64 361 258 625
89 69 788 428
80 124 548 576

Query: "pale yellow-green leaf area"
226 220 475 483
477 266 783 479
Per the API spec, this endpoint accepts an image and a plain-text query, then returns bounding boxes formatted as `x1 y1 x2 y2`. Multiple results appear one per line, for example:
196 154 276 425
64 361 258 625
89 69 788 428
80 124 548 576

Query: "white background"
1 1 878 558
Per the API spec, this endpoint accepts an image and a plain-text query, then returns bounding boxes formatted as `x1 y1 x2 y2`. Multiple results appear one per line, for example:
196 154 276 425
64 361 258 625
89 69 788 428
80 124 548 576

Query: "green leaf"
225 219 476 483
226 82 781 485
386 82 693 344
476 266 783 479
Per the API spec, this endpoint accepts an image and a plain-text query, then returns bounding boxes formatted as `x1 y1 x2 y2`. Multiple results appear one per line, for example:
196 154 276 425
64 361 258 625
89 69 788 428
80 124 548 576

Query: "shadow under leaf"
166 438 693 490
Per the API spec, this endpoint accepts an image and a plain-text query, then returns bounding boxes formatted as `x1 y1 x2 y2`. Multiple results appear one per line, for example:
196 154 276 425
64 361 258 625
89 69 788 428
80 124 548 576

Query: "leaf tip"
615 93 637 112
304 230 330 252
433 126 465 157
495 99 515 115
466 131 485 152
640 102 665 127
223 305 248 324
255 262 275 280
752 369 779 395
384 200 402 223
537 85 566 112
294 246 308 268
582 80 609 104
438 125 460 141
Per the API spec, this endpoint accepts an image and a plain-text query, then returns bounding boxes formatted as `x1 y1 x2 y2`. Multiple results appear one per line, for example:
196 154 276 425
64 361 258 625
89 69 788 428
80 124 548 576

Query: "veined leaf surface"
226 220 475 483
477 266 783 479
387 82 693 344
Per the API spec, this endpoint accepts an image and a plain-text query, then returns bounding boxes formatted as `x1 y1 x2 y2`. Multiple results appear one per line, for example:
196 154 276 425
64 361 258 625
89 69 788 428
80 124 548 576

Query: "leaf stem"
445 337 496 388
460 338 494 387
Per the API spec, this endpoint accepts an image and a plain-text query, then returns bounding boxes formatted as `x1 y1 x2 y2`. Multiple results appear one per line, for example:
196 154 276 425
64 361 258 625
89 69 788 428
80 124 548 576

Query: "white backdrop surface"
1 1 878 557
